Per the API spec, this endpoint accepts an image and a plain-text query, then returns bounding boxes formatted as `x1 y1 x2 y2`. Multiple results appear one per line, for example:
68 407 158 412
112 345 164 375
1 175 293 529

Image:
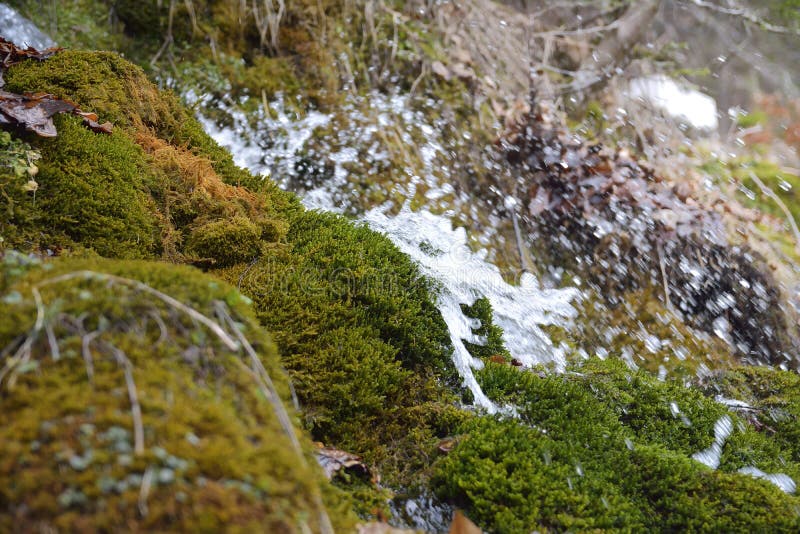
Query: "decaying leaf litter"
0 37 112 137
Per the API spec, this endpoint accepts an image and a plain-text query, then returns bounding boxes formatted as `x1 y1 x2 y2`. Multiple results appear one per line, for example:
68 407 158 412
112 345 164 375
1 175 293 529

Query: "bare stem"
35 271 240 351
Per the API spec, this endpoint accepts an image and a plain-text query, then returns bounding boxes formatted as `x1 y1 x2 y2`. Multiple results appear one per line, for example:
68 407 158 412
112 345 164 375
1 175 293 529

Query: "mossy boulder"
0 253 355 531
3 49 260 190
434 358 800 532
0 50 292 258
216 210 462 483
0 47 461 502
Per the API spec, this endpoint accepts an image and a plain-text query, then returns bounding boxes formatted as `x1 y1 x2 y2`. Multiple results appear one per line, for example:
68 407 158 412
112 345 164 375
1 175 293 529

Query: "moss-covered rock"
0 46 461 507
4 49 258 190
1 114 163 258
216 209 461 484
0 254 355 532
1 50 294 259
435 358 800 532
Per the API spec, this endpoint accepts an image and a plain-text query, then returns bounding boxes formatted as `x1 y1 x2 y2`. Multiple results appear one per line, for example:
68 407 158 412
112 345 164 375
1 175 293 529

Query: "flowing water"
193 87 798 494
195 92 581 413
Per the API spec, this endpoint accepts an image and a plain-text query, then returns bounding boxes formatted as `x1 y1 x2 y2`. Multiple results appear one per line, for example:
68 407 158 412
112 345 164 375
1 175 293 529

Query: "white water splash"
364 204 579 412
692 415 732 469
738 466 796 494
189 92 331 179
627 75 719 131
691 411 795 493
0 4 56 50
190 90 579 412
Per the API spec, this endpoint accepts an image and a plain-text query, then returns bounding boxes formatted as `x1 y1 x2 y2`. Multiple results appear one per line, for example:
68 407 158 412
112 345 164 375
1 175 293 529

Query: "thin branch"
656 240 675 313
747 171 800 254
148 310 170 345
681 0 800 36
104 341 145 456
532 17 624 38
35 271 239 351
45 323 60 361
81 331 99 382
214 302 334 534
138 466 154 518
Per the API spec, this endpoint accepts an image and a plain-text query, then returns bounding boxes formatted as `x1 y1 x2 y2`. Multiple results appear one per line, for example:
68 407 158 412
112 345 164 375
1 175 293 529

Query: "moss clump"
436 358 800 532
185 215 262 266
0 254 355 532
215 209 461 485
461 298 511 362
3 49 257 190
1 50 296 260
710 366 800 469
1 115 162 258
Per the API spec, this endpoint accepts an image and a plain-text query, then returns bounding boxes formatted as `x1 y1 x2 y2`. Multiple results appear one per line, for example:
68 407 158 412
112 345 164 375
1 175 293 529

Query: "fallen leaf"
431 60 451 80
437 437 457 454
0 37 62 75
0 40 111 137
314 444 371 480
0 90 77 136
449 510 481 534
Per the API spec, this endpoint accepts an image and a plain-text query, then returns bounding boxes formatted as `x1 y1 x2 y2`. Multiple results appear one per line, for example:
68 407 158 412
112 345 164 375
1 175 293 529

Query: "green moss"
461 298 511 362
186 215 262 266
0 255 356 531
215 210 459 485
701 156 800 230
0 48 462 500
737 111 768 128
4 49 257 190
711 366 800 465
1 116 162 258
438 360 800 532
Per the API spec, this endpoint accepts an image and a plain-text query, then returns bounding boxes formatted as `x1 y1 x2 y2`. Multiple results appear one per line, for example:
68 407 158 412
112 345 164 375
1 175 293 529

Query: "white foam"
738 466 796 494
363 204 579 411
692 415 732 469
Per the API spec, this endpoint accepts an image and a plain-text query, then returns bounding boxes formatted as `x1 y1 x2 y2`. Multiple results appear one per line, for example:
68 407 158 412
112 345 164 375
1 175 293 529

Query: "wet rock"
0 4 55 50
503 117 796 367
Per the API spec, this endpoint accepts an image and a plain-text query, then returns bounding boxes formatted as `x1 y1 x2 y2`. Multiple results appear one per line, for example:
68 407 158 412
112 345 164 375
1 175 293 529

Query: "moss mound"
0 50 294 258
4 49 260 190
0 253 354 531
0 48 459 503
216 210 460 483
433 358 800 532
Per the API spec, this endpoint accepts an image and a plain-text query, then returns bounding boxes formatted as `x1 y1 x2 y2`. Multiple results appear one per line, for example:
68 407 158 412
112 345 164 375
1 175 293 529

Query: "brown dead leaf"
437 437 457 454
81 116 114 134
314 444 371 481
0 39 111 137
449 510 481 534
488 354 506 364
0 37 62 75
431 60 451 81
0 90 76 137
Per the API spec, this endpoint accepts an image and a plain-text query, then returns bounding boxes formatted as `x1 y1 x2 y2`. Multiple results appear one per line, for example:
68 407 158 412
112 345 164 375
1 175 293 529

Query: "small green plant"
0 130 40 182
